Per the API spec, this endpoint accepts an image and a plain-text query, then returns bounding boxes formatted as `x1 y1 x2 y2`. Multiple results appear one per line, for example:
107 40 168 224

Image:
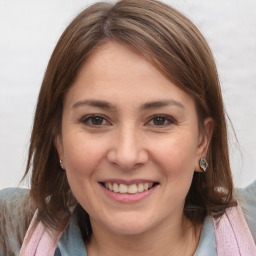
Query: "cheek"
152 134 198 203
160 141 197 202
62 135 107 211
154 136 198 175
62 133 109 189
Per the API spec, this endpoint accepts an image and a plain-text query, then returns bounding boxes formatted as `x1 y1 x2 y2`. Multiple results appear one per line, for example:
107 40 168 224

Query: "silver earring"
199 157 208 172
60 159 64 169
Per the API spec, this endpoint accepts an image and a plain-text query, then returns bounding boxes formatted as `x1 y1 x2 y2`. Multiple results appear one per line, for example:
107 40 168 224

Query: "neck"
86 215 201 256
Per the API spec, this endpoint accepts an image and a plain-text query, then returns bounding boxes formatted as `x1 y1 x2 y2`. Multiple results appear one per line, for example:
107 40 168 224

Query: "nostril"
107 154 149 171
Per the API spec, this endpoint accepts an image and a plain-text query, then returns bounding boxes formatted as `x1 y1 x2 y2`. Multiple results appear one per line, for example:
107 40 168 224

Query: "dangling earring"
199 157 208 172
60 159 65 170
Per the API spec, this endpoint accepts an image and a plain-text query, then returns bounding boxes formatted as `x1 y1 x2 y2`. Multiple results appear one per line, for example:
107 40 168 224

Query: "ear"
194 117 214 172
55 134 65 168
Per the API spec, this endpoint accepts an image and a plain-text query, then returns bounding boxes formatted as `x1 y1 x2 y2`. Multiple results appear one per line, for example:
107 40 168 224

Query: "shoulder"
236 180 256 203
236 180 256 242
0 187 34 256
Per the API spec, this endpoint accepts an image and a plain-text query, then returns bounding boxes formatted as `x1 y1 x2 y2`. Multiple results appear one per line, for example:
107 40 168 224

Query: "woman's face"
56 41 213 236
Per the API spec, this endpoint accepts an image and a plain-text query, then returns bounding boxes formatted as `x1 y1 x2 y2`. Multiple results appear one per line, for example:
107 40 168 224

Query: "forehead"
76 42 158 85
65 41 195 110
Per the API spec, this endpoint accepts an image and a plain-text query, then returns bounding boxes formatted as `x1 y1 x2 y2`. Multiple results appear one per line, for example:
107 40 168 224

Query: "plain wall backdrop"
0 0 256 189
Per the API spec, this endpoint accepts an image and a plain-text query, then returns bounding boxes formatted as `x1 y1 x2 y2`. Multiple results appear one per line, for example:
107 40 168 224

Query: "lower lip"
100 184 158 203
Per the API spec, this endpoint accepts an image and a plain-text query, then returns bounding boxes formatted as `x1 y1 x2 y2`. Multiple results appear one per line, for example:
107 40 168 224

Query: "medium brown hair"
24 0 235 238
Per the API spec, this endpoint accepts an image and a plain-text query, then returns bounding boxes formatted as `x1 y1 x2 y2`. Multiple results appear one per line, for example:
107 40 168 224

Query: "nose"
107 125 149 170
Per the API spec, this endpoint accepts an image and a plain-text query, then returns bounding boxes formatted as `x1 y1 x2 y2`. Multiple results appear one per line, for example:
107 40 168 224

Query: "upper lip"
99 179 158 185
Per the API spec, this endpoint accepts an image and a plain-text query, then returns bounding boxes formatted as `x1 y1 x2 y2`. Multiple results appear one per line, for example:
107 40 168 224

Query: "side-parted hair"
24 0 236 239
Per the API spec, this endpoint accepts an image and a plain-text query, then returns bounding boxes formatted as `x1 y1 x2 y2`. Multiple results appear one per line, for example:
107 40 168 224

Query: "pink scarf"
213 203 256 255
20 210 62 256
20 204 256 256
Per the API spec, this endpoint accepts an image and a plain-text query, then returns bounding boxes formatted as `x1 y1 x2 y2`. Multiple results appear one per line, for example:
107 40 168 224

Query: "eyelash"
80 114 110 127
80 114 176 127
146 114 176 127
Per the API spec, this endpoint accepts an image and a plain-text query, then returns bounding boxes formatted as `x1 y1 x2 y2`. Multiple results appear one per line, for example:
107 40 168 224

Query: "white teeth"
144 183 149 190
119 184 128 193
113 183 119 192
104 182 154 194
128 184 137 194
138 183 144 192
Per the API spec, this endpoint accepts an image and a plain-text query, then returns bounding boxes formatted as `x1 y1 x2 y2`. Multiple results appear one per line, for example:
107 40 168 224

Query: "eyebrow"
72 99 116 110
72 99 184 110
140 99 184 110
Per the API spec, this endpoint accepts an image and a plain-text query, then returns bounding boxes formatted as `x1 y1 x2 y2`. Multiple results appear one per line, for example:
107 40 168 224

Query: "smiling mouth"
101 182 159 194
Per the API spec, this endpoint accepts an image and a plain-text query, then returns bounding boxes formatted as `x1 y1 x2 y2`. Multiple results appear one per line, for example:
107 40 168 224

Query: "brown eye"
147 115 174 126
81 115 109 126
153 116 166 125
91 116 104 125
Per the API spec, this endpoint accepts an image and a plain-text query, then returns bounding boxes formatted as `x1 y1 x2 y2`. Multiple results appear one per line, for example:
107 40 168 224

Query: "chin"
102 213 157 236
110 224 151 236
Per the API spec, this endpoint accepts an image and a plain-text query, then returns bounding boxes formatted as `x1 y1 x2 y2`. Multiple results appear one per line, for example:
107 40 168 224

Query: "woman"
1 0 255 255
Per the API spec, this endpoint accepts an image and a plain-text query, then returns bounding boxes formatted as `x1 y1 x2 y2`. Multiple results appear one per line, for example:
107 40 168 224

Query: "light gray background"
0 0 256 189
